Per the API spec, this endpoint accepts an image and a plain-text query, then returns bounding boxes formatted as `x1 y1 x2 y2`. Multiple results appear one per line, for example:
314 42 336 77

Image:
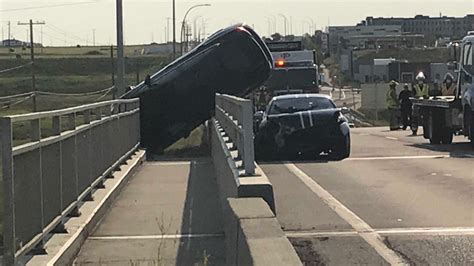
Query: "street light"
193 15 202 42
278 13 288 36
305 17 315 34
180 3 211 54
302 20 311 35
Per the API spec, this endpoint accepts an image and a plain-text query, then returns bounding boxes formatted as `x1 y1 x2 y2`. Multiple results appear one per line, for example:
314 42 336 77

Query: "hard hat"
416 72 426 81
404 83 409 88
444 73 454 81
389 80 398 86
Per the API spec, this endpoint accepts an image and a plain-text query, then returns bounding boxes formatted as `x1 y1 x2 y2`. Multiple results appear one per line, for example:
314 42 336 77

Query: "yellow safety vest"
441 84 455 96
414 84 429 97
386 88 398 109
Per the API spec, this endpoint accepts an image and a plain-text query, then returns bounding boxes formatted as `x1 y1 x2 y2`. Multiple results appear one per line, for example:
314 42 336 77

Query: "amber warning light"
275 59 285 67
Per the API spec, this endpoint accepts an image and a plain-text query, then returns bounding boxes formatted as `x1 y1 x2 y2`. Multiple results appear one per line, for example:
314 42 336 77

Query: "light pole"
278 13 288 36
116 0 125 97
305 17 315 34
180 3 211 55
193 15 202 42
302 21 311 35
172 0 176 59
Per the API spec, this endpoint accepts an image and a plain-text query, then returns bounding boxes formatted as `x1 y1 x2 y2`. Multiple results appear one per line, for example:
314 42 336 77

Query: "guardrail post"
2 118 15 266
241 100 255 175
31 118 46 252
52 115 67 233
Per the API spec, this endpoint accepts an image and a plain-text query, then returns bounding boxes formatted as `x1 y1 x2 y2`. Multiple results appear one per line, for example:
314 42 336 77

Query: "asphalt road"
260 127 474 265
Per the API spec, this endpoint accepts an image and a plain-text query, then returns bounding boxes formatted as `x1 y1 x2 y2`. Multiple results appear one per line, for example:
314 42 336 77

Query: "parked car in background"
254 94 351 160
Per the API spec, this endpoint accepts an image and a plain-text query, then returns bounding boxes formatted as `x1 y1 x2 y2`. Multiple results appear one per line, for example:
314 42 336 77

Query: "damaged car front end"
255 94 351 160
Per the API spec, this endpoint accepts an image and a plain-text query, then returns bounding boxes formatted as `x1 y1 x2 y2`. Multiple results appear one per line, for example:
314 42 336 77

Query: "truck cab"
458 33 474 145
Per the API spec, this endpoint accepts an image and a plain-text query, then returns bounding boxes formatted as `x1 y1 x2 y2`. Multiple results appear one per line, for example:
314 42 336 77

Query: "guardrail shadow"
175 160 226 265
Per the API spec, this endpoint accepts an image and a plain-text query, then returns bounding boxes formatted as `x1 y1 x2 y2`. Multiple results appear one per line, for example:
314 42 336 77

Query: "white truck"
412 32 474 147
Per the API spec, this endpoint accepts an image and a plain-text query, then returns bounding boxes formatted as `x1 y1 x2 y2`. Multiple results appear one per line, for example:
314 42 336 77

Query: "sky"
0 0 473 46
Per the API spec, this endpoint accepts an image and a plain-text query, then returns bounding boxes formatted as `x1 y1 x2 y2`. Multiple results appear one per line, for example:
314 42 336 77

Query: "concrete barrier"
210 118 275 213
225 198 302 266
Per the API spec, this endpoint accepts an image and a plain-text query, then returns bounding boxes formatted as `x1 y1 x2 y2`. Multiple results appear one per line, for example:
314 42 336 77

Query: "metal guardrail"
1 99 140 265
215 94 255 175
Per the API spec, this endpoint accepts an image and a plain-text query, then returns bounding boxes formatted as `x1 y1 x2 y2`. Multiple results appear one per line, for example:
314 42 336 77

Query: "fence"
1 98 140 265
214 94 254 175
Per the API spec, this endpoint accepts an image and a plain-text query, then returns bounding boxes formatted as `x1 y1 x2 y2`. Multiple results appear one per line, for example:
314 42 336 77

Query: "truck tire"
441 127 453 144
467 108 474 148
429 110 442 144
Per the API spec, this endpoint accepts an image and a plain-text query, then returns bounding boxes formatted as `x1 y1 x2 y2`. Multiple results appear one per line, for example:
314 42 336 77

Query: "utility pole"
172 0 176 59
40 25 43 54
7 21 11 45
92 29 96 46
18 20 45 112
166 17 170 43
110 45 116 98
116 0 125 97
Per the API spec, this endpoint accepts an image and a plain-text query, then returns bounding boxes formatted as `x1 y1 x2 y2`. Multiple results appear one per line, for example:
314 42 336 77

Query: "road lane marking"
385 136 399 140
146 161 210 166
346 155 450 161
89 233 224 240
285 227 474 238
284 163 408 265
377 227 474 235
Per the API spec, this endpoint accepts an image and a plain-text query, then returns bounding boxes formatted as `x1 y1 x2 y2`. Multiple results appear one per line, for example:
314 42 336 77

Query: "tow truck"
412 32 474 147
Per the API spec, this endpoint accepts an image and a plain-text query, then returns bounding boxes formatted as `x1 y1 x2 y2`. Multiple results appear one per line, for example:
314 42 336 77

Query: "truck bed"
411 96 457 109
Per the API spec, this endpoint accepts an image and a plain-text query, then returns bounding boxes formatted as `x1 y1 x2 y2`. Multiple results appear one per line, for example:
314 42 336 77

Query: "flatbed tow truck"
412 32 474 147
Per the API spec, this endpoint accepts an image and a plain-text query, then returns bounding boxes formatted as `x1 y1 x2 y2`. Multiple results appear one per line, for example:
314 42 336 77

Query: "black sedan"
123 24 272 152
254 94 351 160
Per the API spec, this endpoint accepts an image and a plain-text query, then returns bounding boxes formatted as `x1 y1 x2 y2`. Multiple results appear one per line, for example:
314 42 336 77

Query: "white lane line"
346 155 450 161
286 231 358 238
284 163 408 265
146 161 209 166
378 227 474 235
89 233 224 240
385 136 399 140
286 227 474 238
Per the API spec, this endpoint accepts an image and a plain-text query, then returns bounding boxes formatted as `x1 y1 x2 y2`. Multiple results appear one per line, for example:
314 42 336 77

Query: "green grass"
162 126 209 157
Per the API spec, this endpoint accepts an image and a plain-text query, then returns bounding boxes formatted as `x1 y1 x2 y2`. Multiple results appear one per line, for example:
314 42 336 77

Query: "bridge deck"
73 158 225 265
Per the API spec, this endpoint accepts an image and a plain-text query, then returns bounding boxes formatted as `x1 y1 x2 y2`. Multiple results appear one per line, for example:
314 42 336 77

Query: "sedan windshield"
269 97 336 115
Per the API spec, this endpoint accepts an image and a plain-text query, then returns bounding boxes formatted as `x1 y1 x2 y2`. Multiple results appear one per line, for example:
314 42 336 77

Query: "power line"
46 24 88 43
0 1 99 13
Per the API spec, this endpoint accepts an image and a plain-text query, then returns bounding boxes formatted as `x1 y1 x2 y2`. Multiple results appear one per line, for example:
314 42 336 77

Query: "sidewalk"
73 158 225 265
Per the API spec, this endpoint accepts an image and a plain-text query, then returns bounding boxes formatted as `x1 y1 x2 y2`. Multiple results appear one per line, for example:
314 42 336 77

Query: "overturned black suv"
254 94 351 160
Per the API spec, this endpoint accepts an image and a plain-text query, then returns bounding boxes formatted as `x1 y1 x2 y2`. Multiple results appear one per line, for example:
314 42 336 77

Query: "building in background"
364 14 474 44
328 25 423 54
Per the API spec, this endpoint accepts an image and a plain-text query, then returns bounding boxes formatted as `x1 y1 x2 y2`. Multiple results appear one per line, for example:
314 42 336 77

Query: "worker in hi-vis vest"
411 72 429 135
441 73 456 96
386 80 400 131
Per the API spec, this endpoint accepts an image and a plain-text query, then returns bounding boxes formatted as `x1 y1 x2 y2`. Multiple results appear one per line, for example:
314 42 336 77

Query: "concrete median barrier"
225 198 302 266
210 118 275 213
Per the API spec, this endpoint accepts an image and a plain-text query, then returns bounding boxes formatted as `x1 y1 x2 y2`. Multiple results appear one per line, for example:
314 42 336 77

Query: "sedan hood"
267 108 341 130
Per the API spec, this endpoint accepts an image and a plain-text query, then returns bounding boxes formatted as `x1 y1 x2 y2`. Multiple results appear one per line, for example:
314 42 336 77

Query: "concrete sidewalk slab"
74 158 225 265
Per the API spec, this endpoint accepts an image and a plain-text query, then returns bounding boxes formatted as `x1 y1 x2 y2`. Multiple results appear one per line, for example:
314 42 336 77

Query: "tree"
271 33 282 41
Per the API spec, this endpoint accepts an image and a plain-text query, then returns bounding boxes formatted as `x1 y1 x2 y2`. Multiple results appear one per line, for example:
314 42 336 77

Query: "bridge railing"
215 93 255 175
1 99 140 265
